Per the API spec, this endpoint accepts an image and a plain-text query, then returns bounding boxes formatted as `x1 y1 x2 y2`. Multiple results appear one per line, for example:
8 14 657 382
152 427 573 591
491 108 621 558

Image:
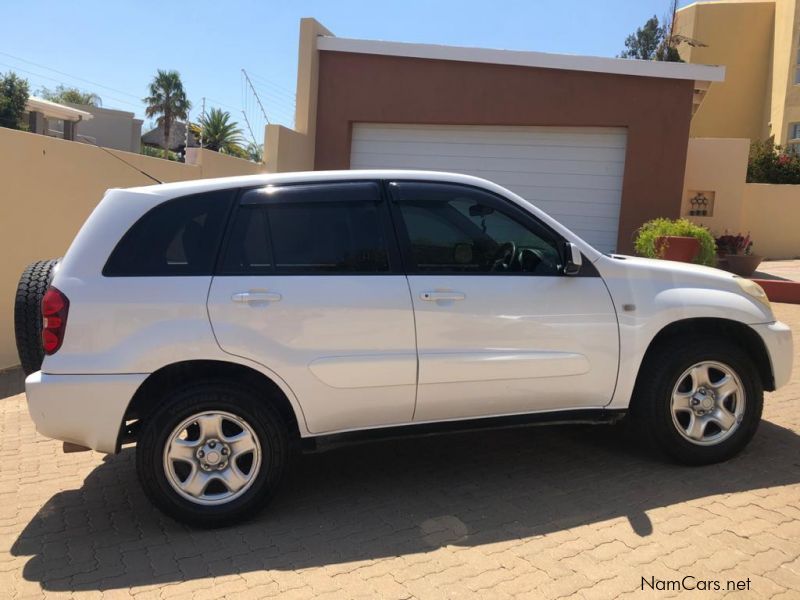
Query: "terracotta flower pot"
654 236 701 263
720 254 762 277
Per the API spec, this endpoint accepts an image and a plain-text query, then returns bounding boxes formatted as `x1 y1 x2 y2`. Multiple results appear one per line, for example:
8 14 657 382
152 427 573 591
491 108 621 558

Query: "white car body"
25 170 793 454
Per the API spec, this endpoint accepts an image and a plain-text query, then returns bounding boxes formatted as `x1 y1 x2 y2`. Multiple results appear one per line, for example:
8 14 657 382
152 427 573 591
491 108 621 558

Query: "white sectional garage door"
350 124 627 253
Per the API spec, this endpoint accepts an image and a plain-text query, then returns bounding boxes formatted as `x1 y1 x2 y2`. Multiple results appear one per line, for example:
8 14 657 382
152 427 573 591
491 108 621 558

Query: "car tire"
631 335 763 466
136 381 288 527
14 259 58 375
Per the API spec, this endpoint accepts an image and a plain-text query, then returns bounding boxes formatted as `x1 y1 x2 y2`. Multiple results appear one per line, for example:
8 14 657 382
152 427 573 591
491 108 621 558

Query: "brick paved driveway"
2 304 800 599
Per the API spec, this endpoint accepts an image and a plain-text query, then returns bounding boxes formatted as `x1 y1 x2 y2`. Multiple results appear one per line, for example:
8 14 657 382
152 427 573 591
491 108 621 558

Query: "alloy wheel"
163 411 262 505
670 361 746 446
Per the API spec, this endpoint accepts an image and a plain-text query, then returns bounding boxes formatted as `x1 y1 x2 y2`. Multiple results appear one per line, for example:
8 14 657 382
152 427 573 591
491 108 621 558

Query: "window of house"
221 182 391 275
391 182 563 276
788 123 800 154
795 44 800 83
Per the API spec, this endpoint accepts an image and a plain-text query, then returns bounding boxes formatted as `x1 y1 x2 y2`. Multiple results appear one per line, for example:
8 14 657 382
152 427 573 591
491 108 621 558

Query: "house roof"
25 97 94 122
64 102 140 121
678 0 775 11
141 121 199 151
317 36 726 83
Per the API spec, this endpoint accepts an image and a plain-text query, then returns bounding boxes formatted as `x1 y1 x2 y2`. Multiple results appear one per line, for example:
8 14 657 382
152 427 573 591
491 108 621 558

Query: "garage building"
266 19 725 254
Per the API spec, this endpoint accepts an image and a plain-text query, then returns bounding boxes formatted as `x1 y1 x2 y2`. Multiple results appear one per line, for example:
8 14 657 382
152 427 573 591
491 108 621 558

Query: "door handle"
420 291 466 302
231 291 282 304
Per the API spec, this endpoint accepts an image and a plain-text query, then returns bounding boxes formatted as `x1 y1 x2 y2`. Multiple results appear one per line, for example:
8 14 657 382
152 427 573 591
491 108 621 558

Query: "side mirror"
563 242 582 276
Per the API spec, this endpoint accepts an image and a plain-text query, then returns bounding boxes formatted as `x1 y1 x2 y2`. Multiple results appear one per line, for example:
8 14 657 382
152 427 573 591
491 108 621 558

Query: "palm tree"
246 142 263 163
198 108 244 153
143 70 190 158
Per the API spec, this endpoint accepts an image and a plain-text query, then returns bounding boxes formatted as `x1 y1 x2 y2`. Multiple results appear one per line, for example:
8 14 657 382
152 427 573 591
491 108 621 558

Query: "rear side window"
220 205 272 273
219 182 391 274
103 190 233 276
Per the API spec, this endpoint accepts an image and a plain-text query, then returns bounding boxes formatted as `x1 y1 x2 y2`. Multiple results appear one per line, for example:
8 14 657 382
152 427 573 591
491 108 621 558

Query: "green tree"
144 69 191 157
0 72 30 130
38 85 101 107
197 108 244 153
246 142 263 163
620 2 691 63
620 15 664 60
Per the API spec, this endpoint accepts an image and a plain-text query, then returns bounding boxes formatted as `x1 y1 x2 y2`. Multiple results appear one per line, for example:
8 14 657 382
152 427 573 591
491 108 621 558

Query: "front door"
388 181 619 422
207 181 417 434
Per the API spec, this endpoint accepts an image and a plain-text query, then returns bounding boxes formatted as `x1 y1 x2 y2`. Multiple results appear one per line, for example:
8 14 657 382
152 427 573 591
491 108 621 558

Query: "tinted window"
392 182 562 275
220 206 272 274
104 190 232 276
220 182 390 274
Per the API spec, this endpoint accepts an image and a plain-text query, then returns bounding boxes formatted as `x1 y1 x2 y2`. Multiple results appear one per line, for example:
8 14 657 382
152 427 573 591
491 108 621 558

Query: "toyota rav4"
16 170 793 526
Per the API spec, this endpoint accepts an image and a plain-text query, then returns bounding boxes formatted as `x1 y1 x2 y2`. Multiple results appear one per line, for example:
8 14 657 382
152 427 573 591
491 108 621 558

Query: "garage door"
350 124 627 253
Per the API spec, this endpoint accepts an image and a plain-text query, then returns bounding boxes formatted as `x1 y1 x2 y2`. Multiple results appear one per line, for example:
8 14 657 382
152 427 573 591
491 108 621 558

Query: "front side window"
391 182 563 275
220 182 391 274
104 189 233 276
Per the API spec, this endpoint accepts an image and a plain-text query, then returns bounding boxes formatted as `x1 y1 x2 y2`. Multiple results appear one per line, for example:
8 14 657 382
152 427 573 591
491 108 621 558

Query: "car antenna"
77 135 163 184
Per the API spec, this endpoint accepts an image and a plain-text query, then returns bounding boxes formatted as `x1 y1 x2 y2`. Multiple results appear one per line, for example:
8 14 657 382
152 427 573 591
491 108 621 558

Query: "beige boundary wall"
742 184 800 260
264 18 332 173
683 137 800 261
0 127 265 370
682 137 751 234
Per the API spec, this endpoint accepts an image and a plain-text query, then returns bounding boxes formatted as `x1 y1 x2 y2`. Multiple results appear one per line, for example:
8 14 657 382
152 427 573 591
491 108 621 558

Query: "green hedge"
634 218 717 266
747 138 800 184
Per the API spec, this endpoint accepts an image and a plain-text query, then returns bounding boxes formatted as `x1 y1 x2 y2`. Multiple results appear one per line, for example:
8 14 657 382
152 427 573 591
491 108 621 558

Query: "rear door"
388 180 619 422
207 181 417 434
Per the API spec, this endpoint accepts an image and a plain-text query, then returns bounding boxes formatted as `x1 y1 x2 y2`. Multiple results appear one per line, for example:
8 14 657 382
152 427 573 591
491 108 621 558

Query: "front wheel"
136 382 288 527
632 336 763 465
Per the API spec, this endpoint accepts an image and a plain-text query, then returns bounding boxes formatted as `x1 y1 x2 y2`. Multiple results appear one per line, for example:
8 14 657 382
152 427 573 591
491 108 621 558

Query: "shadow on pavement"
12 419 800 591
753 270 791 282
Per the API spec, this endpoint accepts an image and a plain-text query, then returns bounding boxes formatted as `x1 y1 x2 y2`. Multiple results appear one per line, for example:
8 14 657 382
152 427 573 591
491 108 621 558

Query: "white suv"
18 170 793 526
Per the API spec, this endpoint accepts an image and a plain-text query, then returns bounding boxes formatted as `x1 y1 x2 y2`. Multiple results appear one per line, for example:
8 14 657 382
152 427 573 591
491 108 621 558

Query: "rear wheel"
632 336 763 465
136 382 288 527
14 259 58 375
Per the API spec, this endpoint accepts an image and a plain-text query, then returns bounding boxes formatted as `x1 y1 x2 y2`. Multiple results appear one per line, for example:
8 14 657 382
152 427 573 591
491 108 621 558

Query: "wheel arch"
637 317 775 395
119 360 305 451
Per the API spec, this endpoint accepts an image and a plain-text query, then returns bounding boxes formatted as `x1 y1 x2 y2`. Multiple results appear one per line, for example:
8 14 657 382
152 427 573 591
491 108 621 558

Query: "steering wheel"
518 248 542 273
490 241 517 272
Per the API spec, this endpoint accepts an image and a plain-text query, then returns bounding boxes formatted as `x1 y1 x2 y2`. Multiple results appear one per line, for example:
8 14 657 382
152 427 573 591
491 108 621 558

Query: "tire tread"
14 259 57 375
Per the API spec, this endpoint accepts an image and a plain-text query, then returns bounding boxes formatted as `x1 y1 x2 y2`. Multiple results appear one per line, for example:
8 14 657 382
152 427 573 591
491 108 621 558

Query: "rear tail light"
42 287 69 355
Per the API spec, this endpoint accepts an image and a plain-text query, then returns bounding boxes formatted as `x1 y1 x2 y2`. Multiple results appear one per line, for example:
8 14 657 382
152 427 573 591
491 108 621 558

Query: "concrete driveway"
758 260 800 282
2 304 800 599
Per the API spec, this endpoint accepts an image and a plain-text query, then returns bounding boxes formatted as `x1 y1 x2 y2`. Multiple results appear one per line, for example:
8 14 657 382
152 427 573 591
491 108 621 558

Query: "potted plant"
715 232 762 277
634 218 717 266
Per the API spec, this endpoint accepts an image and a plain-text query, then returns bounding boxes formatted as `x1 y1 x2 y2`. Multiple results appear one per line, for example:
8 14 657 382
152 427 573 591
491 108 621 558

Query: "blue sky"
0 0 689 142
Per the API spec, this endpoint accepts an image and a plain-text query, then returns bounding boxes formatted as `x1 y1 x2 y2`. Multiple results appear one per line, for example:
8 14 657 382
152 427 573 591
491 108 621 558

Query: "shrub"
747 138 800 184
715 232 753 256
634 217 717 266
140 145 180 161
